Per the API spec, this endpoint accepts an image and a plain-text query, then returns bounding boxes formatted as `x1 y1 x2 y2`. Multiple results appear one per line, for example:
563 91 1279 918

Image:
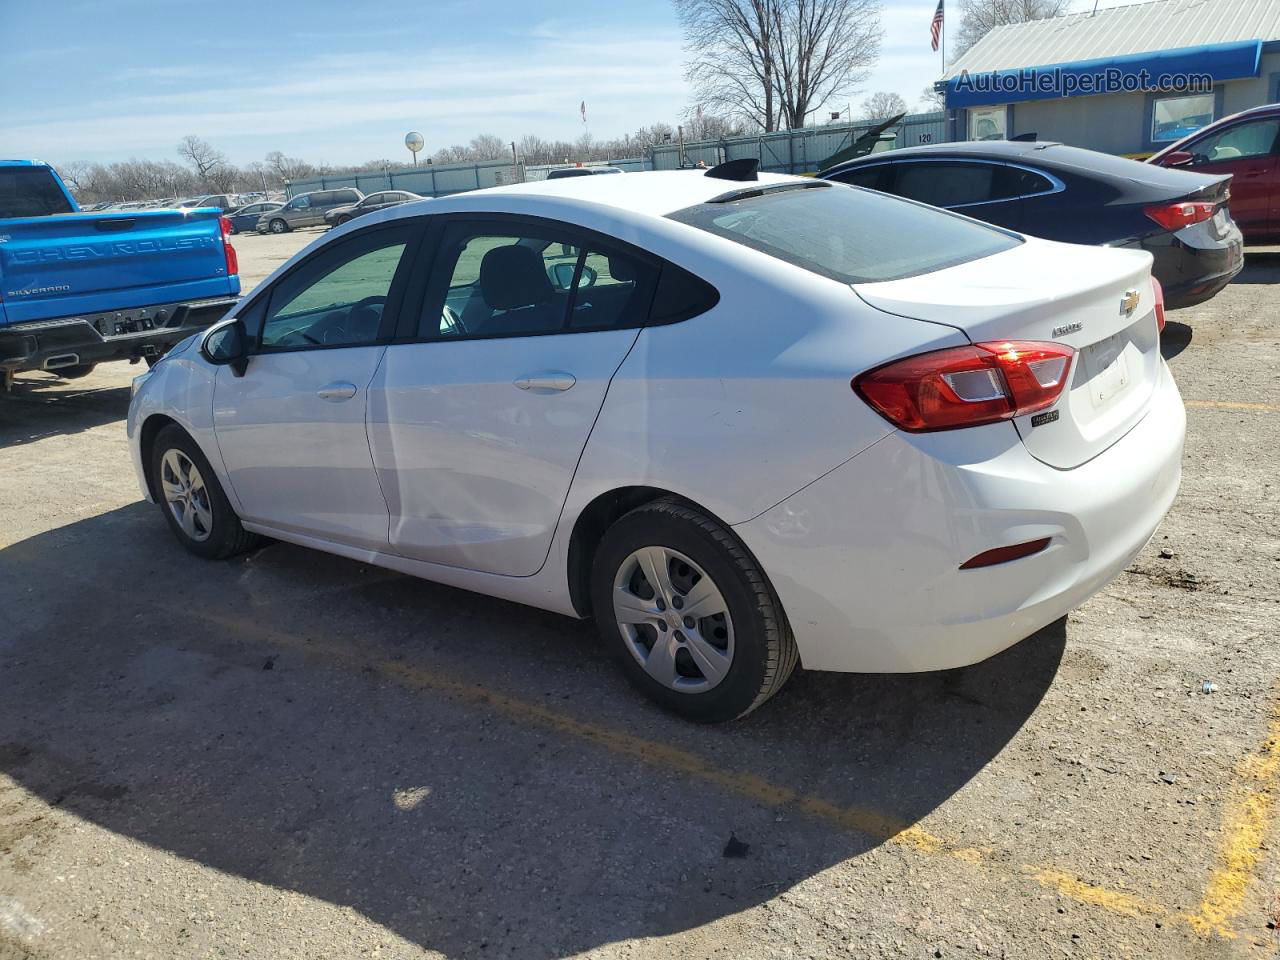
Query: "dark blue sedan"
225 201 282 235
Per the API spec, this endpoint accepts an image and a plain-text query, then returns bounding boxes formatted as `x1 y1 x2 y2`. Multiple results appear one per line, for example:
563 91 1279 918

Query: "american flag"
930 0 944 52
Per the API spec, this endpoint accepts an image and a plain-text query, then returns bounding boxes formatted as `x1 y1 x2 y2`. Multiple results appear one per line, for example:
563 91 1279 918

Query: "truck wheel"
269 218 289 234
150 425 260 560
56 364 97 379
590 498 798 723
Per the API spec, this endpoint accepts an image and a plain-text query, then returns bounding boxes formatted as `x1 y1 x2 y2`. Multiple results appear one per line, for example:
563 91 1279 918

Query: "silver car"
257 188 363 233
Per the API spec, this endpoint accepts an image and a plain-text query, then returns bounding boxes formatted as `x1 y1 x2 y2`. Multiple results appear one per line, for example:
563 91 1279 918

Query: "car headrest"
607 255 636 282
479 244 554 310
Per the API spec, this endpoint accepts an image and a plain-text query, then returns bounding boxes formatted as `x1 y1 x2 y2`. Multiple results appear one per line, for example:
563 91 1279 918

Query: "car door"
213 221 422 549
1180 118 1280 237
367 216 658 576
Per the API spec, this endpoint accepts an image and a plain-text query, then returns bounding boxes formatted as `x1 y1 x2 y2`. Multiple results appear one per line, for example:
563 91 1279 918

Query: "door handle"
514 372 576 393
317 381 358 402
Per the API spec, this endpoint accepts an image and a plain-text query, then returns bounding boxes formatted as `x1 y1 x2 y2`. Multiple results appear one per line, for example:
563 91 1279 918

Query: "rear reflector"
959 537 1052 570
1151 276 1166 332
853 340 1075 432
1144 201 1216 232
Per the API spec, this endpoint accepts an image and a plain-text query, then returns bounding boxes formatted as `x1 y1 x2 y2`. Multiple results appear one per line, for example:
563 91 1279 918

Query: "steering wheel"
441 304 467 336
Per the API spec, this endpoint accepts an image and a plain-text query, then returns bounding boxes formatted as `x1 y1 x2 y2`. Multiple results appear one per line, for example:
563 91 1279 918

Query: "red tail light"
1144 201 1216 232
854 340 1075 432
1151 276 1166 333
219 215 239 277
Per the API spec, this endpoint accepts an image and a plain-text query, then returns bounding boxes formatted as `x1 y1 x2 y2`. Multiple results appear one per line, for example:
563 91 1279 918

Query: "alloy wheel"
612 546 734 693
160 449 213 542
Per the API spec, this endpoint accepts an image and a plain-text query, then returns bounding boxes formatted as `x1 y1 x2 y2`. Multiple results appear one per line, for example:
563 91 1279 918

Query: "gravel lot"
2 228 1278 959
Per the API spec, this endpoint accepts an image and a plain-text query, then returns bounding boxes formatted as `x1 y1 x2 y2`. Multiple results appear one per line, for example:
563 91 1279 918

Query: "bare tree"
860 91 907 120
264 150 315 183
176 135 228 188
678 0 882 132
678 0 780 132
954 0 1068 58
770 0 882 129
468 134 509 160
919 84 947 111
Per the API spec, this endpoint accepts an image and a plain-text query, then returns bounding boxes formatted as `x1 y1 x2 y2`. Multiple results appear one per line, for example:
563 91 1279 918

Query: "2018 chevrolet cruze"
127 164 1185 722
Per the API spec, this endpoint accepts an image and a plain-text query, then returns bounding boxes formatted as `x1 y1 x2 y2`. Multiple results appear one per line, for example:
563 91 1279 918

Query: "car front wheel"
150 425 260 560
590 499 798 722
268 218 289 234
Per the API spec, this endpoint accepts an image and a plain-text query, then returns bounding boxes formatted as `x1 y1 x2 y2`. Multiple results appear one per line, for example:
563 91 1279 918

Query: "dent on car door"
212 222 421 548
367 217 656 576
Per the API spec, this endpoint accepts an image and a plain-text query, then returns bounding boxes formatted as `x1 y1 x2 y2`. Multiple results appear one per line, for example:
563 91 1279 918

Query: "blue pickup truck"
0 159 240 386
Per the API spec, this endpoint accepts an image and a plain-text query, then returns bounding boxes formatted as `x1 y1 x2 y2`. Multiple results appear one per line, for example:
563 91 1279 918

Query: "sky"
1 0 1152 168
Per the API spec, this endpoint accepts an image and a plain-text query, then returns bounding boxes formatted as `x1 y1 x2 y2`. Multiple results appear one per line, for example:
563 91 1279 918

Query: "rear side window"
333 190 360 204
650 264 719 324
669 183 1020 285
893 162 999 206
0 167 75 218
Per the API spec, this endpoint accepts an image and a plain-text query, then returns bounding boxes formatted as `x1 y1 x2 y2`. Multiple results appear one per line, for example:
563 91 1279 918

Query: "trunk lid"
0 210 235 325
855 237 1162 469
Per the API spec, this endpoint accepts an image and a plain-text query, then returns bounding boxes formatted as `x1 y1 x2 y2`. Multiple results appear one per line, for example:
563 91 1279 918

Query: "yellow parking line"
1185 400 1279 413
1032 869 1170 919
180 604 1184 924
1188 687 1280 938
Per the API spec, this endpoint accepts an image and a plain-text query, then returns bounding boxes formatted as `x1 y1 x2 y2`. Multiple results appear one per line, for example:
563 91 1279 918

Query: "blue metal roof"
945 39 1262 109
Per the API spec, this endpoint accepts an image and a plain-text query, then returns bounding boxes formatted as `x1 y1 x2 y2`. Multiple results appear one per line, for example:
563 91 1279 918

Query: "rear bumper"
734 363 1185 673
0 297 236 373
1131 219 1243 309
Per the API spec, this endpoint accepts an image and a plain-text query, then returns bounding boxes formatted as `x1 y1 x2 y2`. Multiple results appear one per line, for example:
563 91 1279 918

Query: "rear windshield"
668 182 1020 284
0 167 75 218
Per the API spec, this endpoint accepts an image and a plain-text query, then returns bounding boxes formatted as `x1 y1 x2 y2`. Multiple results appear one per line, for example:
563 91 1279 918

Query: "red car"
1149 103 1280 243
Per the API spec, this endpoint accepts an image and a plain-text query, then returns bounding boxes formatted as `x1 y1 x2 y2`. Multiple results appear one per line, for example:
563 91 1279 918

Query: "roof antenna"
704 158 759 182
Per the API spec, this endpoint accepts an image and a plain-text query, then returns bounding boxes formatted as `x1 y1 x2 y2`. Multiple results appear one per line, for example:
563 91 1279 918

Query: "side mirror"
200 319 249 377
550 262 599 290
1161 150 1195 168
578 264 598 289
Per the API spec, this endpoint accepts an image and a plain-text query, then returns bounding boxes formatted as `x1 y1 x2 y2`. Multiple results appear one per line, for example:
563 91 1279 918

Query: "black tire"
337 215 351 225
55 363 97 379
149 424 260 560
590 498 798 722
268 218 289 234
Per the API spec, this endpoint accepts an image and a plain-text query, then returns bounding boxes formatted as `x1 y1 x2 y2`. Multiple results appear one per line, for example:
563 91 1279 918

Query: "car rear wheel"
590 499 798 722
150 425 260 560
268 218 289 234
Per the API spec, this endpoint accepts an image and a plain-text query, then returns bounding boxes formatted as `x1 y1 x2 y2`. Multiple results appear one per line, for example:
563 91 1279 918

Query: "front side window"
670 183 1020 285
828 166 890 191
289 196 311 210
420 222 658 338
1187 119 1280 164
260 226 413 350
1152 94 1214 143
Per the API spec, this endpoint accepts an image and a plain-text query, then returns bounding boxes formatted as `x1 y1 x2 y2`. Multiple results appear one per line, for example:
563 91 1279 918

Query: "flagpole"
941 0 946 75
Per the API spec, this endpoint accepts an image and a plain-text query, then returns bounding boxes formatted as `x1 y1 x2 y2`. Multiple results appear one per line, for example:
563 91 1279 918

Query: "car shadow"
0 373 132 450
1160 320 1193 361
0 503 1066 959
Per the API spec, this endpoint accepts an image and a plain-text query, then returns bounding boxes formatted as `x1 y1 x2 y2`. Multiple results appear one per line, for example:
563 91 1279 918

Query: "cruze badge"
1120 289 1140 317
1052 321 1083 337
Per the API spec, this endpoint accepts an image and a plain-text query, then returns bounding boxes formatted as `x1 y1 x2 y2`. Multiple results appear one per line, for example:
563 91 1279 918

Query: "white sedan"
127 162 1185 722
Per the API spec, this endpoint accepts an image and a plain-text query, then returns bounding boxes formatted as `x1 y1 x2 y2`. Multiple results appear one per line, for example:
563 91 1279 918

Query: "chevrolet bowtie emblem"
1120 289 1140 317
